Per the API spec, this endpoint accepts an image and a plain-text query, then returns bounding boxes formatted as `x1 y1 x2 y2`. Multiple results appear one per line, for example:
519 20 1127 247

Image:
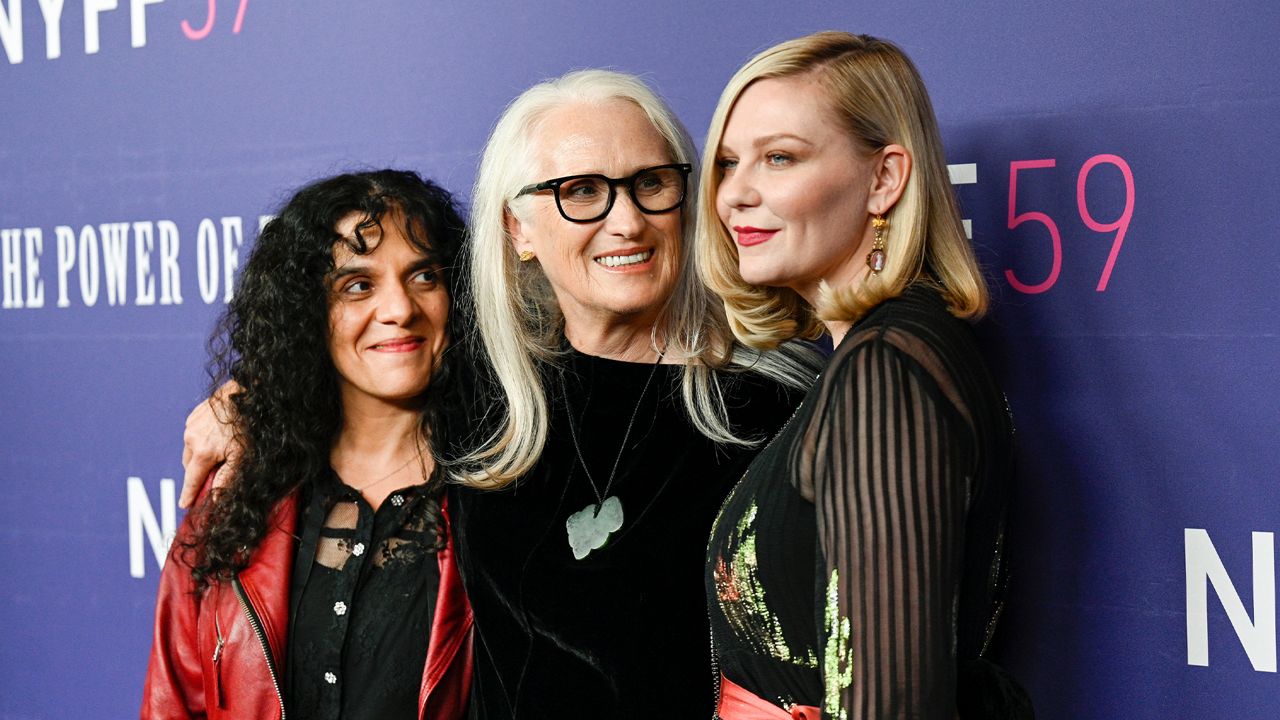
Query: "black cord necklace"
559 347 666 560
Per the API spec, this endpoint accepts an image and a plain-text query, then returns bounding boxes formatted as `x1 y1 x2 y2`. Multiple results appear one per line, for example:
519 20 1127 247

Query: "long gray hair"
457 69 819 489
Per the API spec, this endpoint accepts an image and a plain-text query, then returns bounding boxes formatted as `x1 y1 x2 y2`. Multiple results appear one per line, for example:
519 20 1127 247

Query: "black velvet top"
451 348 802 719
285 470 441 720
706 286 1015 719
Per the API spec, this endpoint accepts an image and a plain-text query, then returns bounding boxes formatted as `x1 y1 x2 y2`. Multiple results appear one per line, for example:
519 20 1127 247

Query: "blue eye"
716 157 738 171
766 153 793 166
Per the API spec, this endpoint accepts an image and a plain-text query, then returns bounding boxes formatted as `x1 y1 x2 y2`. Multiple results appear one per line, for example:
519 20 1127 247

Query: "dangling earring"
518 250 535 263
866 214 887 274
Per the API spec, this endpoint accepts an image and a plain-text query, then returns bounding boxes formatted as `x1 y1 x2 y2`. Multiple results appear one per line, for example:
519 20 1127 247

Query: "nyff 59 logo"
0 0 249 64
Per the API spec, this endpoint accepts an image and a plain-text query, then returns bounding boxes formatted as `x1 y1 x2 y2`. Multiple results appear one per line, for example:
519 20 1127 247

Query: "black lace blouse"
706 286 1013 719
285 469 442 720
451 349 804 719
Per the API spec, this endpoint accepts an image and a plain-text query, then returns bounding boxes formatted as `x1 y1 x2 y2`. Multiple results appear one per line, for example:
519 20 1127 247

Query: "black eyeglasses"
514 163 692 224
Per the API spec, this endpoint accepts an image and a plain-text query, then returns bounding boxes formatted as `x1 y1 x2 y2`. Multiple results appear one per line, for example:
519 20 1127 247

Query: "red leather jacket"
141 491 473 720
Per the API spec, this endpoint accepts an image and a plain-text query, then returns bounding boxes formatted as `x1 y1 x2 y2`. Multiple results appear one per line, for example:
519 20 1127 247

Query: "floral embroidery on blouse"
714 500 818 668
823 568 853 719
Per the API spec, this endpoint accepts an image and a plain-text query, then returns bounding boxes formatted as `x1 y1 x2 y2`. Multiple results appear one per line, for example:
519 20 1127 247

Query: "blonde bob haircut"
458 69 819 489
696 31 988 349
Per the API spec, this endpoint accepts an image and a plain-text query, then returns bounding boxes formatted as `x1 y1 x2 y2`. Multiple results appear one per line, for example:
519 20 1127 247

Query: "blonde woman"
698 33 1031 718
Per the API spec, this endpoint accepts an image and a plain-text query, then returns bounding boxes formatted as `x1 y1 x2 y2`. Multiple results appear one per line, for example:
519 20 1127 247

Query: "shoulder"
833 284 979 375
822 284 1002 435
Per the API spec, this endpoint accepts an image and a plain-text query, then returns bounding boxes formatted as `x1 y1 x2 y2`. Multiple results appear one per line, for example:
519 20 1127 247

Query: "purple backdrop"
2 2 1277 718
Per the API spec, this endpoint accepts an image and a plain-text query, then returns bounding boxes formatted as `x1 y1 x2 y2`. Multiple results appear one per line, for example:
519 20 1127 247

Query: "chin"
737 264 788 290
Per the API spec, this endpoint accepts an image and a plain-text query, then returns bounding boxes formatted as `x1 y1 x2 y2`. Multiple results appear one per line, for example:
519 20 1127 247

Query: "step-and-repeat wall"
2 3 1276 717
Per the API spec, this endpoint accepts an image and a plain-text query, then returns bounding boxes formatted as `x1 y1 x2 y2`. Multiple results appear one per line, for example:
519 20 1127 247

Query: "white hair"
456 69 819 489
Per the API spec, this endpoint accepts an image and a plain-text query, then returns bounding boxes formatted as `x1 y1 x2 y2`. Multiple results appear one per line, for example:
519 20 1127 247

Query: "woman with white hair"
449 69 818 718
178 70 819 718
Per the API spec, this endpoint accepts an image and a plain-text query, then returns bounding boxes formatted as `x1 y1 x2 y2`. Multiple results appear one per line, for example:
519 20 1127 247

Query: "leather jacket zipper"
212 611 226 708
231 574 286 719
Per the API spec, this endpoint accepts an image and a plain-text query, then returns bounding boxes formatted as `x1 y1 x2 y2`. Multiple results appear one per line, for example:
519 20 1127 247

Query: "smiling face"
715 75 880 304
327 209 450 411
508 99 683 335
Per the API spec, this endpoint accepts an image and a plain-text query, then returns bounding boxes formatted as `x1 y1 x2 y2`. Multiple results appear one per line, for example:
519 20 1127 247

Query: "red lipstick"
733 226 777 247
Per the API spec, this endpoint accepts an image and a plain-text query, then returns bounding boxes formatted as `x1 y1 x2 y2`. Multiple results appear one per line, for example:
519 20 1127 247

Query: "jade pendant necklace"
559 349 665 560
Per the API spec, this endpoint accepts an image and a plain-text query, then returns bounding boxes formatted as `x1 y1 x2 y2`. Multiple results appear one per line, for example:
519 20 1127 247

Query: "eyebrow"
329 256 440 282
751 133 815 148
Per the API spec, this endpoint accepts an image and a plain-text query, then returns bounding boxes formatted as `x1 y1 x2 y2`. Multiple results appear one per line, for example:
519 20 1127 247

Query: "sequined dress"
451 349 803 719
706 286 1015 719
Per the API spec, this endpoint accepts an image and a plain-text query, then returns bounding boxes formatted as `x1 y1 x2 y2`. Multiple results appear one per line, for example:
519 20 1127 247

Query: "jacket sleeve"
420 493 474 720
141 517 208 720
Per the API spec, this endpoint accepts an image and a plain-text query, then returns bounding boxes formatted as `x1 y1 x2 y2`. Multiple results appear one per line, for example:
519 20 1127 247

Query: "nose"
717 166 759 210
601 187 646 238
374 281 417 325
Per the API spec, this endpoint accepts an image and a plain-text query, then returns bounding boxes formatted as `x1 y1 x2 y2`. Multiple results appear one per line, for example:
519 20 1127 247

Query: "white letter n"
127 476 175 578
1185 529 1276 672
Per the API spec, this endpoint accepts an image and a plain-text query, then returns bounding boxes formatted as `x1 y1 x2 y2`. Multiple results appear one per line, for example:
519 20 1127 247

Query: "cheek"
327 306 349 351
768 182 821 223
425 294 451 339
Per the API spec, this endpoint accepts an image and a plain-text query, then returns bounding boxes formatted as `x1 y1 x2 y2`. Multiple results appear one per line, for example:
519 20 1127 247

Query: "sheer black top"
451 349 803 719
285 469 442 720
706 286 1013 719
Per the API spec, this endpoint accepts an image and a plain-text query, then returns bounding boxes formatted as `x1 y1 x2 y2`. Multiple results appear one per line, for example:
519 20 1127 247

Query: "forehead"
721 75 842 146
532 99 673 178
331 208 431 264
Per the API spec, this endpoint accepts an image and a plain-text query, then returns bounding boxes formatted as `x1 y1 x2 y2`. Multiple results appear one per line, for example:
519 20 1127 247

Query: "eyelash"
716 152 794 172
339 269 438 295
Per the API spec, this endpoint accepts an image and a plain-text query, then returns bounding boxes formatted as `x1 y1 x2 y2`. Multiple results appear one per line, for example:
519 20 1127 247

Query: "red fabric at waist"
717 673 821 720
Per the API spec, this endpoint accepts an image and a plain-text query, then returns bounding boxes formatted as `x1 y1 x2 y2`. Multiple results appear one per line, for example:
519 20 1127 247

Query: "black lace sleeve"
802 325 977 719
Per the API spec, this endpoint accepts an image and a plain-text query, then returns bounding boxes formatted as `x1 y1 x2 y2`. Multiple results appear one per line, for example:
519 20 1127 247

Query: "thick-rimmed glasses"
514 163 692 223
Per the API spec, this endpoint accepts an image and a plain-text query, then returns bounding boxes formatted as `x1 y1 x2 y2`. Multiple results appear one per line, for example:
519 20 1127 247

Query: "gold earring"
518 250 535 263
867 214 887 274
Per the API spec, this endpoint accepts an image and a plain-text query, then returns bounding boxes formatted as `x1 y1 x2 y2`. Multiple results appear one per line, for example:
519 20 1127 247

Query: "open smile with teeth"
594 250 654 268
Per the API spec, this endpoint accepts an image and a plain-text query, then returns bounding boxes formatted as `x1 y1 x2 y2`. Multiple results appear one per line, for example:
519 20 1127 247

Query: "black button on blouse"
285 468 442 720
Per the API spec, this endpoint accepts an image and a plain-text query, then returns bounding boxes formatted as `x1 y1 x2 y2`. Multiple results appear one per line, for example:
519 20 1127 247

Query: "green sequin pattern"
713 500 818 668
823 568 853 718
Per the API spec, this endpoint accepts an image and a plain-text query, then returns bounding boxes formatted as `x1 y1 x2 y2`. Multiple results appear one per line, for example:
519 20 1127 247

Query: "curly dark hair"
185 169 468 589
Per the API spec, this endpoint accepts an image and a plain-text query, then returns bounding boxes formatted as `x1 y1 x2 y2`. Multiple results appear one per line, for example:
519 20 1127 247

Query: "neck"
796 276 858 349
331 393 427 477
820 320 851 348
795 241 875 349
562 311 668 363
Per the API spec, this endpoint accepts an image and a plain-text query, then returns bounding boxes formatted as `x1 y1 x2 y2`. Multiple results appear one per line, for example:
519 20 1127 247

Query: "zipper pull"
213 612 226 708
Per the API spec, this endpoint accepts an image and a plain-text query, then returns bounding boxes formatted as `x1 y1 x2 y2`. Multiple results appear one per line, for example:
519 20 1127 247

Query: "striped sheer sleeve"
804 328 975 719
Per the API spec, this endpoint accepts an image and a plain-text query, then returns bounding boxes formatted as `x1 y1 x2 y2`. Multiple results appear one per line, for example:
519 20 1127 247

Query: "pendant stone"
566 495 624 560
867 248 886 273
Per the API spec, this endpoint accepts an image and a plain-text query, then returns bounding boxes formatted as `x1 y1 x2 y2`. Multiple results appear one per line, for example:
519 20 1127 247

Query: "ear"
867 143 911 215
504 208 535 257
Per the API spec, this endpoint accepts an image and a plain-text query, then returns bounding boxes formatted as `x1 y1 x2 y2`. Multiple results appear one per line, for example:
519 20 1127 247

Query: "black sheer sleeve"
800 325 977 719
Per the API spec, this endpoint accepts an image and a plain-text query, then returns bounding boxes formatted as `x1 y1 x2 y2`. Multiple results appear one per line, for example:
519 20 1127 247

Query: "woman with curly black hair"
142 170 473 720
